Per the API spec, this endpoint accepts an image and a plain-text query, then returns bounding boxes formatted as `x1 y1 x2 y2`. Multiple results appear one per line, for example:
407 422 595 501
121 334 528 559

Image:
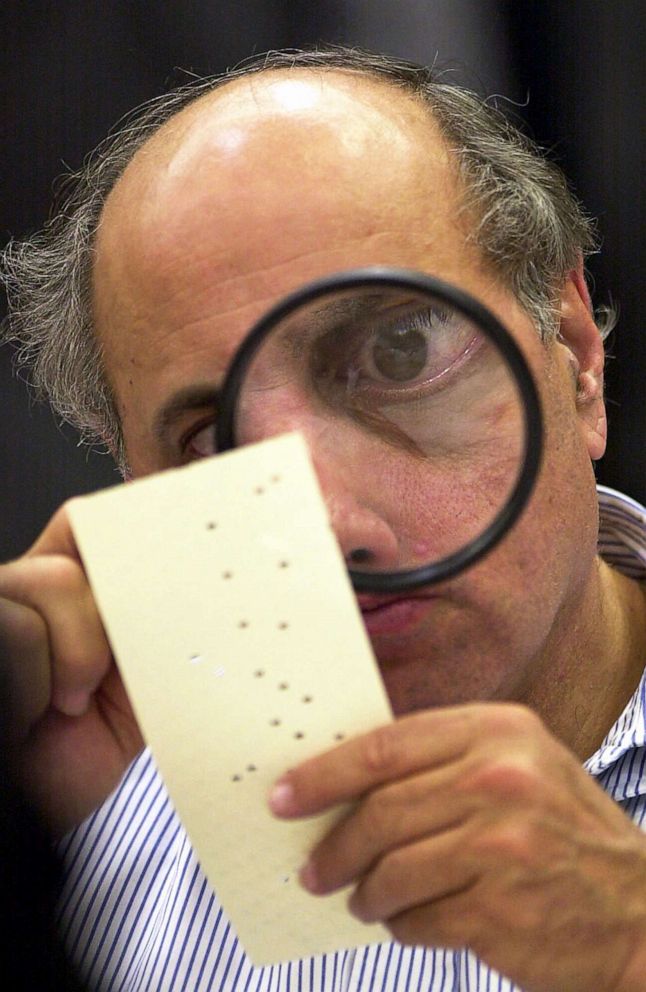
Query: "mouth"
357 592 439 636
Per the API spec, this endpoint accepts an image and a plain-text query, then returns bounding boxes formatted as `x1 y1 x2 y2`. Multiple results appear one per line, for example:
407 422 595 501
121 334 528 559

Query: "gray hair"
0 46 612 471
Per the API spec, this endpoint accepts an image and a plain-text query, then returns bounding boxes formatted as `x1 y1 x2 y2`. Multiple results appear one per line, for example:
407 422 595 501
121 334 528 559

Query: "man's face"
93 71 602 715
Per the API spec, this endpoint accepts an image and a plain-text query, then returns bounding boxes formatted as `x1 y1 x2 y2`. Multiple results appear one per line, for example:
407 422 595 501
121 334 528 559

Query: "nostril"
347 547 374 565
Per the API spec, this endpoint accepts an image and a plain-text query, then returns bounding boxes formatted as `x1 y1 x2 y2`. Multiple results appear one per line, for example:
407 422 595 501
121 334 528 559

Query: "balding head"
2 47 599 469
95 69 475 318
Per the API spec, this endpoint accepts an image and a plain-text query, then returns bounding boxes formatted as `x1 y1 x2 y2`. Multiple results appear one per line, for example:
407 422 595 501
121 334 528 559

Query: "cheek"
369 435 523 565
356 366 527 562
472 342 601 607
371 420 599 704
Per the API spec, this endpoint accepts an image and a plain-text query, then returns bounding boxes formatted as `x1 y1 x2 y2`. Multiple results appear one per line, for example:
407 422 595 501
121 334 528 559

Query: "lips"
358 592 438 636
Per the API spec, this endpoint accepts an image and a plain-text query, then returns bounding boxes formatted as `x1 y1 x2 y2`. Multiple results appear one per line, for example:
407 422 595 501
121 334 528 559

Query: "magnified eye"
329 307 475 397
364 312 445 384
370 323 429 381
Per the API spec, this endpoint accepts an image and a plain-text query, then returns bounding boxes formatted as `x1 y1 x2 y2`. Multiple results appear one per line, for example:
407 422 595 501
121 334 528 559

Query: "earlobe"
557 262 607 461
575 373 607 461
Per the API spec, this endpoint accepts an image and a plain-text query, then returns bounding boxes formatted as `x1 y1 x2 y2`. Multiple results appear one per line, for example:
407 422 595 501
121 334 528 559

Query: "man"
1 47 645 991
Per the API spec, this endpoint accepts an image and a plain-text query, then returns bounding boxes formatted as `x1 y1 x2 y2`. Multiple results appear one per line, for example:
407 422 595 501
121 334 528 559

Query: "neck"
521 559 646 761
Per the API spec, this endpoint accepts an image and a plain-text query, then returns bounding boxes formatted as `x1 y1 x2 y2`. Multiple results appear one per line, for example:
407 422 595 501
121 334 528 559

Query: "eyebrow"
152 383 221 446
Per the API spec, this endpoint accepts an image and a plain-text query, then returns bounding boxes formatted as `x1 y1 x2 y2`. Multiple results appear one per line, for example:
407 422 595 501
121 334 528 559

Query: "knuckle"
38 554 87 598
471 818 538 867
361 724 401 777
461 755 543 804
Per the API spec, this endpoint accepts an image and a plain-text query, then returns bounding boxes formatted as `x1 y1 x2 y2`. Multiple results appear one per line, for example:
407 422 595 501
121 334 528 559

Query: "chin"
374 629 520 716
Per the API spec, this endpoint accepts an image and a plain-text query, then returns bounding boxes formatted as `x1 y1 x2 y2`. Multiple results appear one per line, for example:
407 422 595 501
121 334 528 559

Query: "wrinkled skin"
1 70 645 989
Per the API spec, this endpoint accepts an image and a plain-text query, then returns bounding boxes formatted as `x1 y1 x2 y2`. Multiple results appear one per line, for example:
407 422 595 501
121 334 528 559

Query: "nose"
312 442 402 571
239 395 402 571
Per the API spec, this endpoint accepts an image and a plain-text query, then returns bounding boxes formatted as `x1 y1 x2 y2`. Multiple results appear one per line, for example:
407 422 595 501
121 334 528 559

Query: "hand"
269 703 646 992
0 503 144 836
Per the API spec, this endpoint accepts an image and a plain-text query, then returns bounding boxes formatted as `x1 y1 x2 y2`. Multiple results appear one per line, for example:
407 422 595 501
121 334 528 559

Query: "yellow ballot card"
68 432 392 964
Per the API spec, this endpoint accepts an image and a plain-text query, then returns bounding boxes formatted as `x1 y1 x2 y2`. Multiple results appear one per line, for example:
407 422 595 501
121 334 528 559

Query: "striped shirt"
58 486 646 991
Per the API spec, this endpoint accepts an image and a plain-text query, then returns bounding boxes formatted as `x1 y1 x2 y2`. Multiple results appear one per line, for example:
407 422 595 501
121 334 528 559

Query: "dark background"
1 0 644 561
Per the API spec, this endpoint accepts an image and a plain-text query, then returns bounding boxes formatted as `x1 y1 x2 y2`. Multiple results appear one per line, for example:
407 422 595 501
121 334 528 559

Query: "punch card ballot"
69 432 393 964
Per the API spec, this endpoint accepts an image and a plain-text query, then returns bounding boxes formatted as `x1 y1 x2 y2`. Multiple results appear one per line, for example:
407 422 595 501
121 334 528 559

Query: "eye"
365 320 434 383
310 306 477 404
181 419 217 460
356 308 472 387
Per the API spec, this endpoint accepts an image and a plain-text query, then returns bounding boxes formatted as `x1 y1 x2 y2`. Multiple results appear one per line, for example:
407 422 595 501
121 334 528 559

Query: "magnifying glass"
216 267 542 593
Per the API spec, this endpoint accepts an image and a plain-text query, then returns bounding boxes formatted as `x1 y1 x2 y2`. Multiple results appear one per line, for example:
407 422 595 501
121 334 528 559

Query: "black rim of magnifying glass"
216 267 543 593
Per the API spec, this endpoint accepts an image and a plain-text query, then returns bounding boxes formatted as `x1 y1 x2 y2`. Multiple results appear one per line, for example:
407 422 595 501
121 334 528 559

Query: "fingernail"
299 859 319 893
51 689 89 717
268 779 295 815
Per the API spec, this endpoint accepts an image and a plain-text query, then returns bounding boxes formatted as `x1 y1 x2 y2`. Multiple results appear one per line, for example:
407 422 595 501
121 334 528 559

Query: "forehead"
96 69 464 291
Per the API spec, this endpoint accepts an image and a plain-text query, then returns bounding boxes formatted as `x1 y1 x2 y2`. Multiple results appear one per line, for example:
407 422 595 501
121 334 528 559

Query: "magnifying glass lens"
217 273 541 591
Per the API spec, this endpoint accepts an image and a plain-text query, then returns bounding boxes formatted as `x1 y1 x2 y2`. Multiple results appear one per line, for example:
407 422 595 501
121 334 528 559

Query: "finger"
347 825 477 924
385 886 477 952
269 704 515 816
0 597 51 738
302 762 474 894
0 556 112 716
26 502 82 561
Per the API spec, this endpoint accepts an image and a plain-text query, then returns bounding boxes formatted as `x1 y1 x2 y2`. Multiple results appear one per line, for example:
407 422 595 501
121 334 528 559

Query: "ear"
557 259 607 461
